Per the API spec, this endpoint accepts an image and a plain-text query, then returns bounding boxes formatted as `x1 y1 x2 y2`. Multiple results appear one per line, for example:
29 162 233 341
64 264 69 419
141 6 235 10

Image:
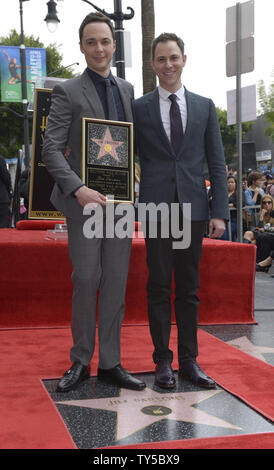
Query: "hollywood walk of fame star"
92 126 124 162
227 336 274 362
57 387 241 441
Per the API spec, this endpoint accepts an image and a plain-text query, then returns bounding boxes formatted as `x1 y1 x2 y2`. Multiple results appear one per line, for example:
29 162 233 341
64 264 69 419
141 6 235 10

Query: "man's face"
80 21 116 77
151 40 186 93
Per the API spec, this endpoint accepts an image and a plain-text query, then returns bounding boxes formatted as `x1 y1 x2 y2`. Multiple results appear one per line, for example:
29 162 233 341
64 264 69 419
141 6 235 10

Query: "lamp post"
44 0 60 33
19 0 31 169
110 0 134 79
18 0 61 170
44 0 134 79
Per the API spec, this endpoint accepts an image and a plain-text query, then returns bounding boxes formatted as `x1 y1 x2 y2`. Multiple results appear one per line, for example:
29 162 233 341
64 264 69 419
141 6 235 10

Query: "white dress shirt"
158 85 187 140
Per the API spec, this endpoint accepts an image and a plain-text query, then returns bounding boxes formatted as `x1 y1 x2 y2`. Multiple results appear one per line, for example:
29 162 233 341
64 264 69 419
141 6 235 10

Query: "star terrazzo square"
43 372 274 449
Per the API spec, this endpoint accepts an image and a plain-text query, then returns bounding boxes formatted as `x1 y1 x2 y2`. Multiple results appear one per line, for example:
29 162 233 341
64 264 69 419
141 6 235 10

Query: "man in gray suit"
42 12 145 392
132 33 229 389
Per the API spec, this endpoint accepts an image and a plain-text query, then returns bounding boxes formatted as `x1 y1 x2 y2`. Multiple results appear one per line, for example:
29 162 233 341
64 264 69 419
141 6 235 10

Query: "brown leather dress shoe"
179 360 216 388
155 360 176 389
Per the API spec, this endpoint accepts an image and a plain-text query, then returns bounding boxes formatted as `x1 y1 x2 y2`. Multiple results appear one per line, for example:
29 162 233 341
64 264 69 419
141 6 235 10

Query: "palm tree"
141 0 156 94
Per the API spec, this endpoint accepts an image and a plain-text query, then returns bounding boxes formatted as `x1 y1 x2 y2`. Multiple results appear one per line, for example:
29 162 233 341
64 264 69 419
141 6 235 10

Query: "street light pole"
236 2 243 243
19 0 31 169
112 0 129 79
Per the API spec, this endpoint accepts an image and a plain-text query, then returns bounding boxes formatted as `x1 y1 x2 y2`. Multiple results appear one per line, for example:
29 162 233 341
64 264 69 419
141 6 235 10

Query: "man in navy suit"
132 33 229 389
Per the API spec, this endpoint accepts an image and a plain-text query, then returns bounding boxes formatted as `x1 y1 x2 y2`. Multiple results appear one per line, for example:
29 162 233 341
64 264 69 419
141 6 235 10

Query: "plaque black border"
29 87 64 219
82 117 134 204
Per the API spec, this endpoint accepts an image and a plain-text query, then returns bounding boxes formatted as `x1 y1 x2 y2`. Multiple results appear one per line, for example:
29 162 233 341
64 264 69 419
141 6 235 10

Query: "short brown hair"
247 170 262 187
79 12 115 43
151 33 185 60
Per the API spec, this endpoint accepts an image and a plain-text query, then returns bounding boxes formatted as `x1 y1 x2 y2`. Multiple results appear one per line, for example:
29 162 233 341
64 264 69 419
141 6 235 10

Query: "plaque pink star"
227 336 274 362
92 126 123 162
57 387 241 441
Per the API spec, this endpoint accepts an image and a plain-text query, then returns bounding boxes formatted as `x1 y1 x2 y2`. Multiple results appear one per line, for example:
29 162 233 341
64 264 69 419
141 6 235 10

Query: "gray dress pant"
66 214 132 369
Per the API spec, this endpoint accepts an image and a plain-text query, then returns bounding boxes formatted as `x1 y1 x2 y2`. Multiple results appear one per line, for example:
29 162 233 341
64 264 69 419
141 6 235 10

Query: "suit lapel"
81 70 105 118
146 88 196 158
81 71 133 122
184 88 195 140
147 88 174 155
115 77 133 122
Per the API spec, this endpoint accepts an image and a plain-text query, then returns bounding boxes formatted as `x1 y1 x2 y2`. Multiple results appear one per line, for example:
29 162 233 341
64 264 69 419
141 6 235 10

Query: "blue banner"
0 46 47 102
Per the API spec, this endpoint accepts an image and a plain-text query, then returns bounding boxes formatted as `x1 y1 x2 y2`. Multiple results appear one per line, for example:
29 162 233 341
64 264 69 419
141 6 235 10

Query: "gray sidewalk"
201 271 274 367
254 272 274 311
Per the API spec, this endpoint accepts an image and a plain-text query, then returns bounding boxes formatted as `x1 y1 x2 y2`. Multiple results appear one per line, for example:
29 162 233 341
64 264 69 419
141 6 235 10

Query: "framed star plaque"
82 118 134 203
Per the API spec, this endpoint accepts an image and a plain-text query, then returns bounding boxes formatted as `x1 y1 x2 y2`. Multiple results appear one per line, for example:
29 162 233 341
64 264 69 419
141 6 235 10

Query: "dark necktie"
105 79 118 121
169 94 184 155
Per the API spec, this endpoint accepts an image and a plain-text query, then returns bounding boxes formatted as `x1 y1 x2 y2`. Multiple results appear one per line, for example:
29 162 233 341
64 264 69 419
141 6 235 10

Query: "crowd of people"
243 192 274 272
205 167 274 273
0 159 30 227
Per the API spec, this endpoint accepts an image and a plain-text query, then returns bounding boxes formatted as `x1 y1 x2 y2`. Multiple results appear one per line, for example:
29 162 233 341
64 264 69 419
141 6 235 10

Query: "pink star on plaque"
92 126 123 162
57 387 241 441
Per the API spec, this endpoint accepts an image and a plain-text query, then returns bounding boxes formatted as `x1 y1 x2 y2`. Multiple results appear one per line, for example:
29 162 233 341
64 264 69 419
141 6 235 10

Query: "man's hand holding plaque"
75 185 107 208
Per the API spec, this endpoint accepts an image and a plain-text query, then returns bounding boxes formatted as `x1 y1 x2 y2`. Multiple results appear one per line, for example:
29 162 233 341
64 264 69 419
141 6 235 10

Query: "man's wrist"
72 184 85 198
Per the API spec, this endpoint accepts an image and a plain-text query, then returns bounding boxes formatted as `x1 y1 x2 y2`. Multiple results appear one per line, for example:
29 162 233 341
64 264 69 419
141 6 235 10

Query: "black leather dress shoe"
56 362 90 393
256 263 270 272
97 364 146 391
179 360 216 389
154 360 176 389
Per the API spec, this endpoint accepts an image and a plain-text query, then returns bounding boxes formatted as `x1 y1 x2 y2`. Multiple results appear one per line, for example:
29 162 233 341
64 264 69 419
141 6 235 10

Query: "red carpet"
106 432 274 449
0 221 268 449
0 325 273 449
0 227 256 328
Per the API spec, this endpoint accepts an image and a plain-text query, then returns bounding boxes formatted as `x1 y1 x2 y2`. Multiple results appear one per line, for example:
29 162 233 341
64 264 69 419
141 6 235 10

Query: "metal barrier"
226 205 261 241
243 204 261 230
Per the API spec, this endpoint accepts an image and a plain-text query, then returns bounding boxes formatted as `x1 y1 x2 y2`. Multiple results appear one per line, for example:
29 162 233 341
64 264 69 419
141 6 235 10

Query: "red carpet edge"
104 432 274 449
0 326 273 449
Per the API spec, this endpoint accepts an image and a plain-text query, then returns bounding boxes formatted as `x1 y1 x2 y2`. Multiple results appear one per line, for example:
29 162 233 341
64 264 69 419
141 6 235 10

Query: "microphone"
270 210 274 218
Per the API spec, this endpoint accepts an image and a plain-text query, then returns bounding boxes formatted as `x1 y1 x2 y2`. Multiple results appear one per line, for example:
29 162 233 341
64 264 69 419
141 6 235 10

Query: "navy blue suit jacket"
132 88 229 221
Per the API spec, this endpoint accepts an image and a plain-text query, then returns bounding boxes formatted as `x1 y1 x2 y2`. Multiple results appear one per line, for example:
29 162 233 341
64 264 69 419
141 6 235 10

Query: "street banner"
0 46 46 102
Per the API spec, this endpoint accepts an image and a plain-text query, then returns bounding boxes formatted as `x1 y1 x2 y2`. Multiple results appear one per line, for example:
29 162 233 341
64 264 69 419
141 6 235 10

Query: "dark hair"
151 33 185 60
227 175 237 189
79 12 115 43
247 170 262 187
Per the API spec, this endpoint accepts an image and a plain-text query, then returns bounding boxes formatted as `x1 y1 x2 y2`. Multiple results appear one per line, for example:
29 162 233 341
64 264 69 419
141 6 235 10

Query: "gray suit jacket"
132 88 229 221
42 69 134 219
